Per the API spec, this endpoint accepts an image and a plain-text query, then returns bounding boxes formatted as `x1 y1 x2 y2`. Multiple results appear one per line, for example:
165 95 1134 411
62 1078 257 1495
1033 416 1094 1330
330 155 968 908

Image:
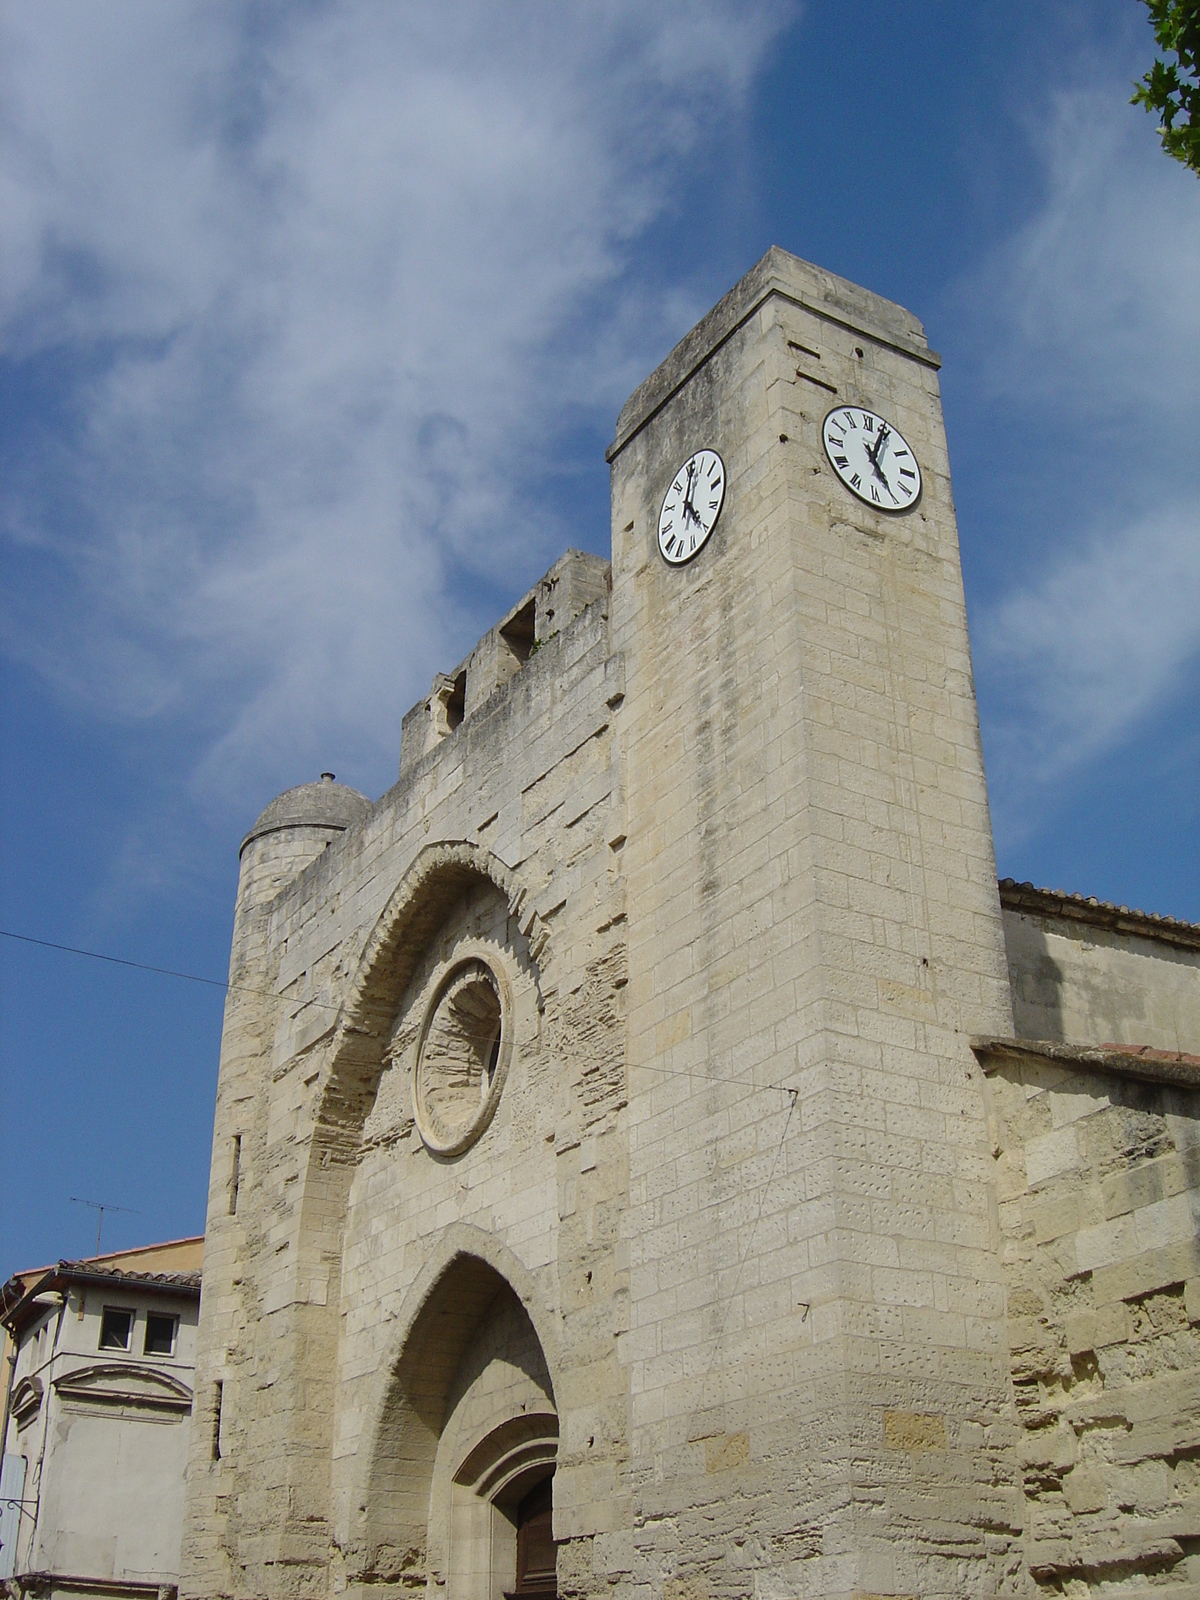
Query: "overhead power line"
0 925 801 1101
0 928 229 990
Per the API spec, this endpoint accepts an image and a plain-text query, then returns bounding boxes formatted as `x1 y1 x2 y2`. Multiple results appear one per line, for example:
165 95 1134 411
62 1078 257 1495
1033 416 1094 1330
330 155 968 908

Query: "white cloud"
965 79 1200 840
979 504 1200 819
971 83 1200 422
0 0 791 807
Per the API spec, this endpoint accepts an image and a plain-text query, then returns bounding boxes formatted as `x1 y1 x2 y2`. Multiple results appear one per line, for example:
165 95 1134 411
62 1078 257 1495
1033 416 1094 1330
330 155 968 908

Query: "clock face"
822 406 921 513
657 448 725 565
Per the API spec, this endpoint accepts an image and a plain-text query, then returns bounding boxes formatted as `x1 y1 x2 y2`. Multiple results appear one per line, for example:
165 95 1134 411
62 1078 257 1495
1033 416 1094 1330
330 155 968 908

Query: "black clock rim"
658 522 717 566
820 405 923 516
657 449 726 566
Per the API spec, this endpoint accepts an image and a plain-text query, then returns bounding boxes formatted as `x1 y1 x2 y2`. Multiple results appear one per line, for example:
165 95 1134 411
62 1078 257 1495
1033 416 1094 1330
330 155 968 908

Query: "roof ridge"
972 1035 1200 1085
57 1259 202 1283
998 878 1200 950
74 1233 205 1267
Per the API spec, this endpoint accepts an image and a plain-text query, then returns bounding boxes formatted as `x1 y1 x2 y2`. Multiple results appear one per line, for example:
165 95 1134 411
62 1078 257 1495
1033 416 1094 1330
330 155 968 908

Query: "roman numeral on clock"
824 406 920 512
658 447 726 564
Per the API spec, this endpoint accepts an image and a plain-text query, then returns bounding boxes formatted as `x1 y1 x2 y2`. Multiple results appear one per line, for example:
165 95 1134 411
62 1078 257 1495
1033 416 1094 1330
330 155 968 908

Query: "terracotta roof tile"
1099 1043 1200 1069
998 879 1200 951
56 1259 202 1290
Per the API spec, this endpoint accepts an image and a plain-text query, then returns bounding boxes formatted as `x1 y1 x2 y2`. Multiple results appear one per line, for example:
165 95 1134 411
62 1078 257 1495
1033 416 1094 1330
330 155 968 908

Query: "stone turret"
183 770 372 1598
237 773 371 916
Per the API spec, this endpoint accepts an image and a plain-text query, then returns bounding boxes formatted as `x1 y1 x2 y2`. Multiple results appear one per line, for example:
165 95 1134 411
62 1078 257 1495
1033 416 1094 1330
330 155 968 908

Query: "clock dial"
822 407 921 513
658 448 725 566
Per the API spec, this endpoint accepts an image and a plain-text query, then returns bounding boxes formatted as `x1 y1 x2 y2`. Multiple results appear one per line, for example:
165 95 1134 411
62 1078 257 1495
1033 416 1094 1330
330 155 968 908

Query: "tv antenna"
70 1196 140 1257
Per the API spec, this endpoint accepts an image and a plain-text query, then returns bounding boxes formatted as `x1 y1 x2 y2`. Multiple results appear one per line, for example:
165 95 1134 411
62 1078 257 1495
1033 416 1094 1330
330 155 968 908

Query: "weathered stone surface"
180 249 1200 1600
979 1044 1200 1595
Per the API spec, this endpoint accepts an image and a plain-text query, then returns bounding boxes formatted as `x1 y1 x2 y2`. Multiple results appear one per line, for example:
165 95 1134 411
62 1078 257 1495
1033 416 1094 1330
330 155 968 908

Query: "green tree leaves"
1132 0 1200 174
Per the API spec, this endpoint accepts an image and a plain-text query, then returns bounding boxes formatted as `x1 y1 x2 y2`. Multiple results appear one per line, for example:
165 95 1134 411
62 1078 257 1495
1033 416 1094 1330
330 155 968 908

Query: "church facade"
180 250 1200 1600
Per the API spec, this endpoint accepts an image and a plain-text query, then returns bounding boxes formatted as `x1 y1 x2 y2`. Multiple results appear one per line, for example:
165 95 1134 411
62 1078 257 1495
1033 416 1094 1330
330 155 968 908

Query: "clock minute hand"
682 461 702 525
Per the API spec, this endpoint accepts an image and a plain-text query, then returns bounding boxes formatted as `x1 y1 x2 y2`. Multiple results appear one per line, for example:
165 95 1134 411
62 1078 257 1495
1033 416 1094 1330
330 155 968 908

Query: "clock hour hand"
868 424 891 485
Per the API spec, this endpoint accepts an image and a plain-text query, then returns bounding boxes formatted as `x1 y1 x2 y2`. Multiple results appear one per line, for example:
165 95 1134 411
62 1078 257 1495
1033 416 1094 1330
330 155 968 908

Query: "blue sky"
2 0 1198 1280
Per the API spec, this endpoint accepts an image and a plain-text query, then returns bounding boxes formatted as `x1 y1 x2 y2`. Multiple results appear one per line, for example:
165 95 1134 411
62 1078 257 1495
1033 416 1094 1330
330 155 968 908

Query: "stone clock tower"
181 249 1037 1600
606 248 1017 1597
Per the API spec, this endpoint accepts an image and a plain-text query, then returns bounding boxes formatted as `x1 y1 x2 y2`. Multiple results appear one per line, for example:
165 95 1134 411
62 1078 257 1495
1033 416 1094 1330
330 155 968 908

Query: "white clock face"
822 407 921 513
658 448 725 565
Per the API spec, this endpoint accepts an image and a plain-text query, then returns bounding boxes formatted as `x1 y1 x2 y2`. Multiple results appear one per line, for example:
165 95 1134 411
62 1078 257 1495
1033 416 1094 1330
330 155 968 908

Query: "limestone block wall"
399 550 611 774
177 819 347 1597
981 1044 1200 1594
608 248 1020 1600
182 579 631 1600
1001 884 1200 1054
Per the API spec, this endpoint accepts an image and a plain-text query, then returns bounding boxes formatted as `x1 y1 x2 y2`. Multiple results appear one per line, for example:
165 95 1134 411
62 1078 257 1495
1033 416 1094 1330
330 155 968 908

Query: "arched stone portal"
271 845 545 1593
359 1254 558 1600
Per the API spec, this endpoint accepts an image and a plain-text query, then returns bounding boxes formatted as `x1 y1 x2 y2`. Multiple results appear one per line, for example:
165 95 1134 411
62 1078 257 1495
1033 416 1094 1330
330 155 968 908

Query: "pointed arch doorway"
360 1252 560 1600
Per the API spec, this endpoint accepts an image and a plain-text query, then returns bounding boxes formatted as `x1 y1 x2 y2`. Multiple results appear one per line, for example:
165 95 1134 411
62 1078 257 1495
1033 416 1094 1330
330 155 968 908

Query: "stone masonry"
180 249 1200 1600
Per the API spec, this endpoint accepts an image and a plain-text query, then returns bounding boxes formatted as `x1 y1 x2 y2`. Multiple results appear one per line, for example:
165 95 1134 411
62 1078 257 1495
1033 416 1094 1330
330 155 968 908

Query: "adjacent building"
1 1238 203 1600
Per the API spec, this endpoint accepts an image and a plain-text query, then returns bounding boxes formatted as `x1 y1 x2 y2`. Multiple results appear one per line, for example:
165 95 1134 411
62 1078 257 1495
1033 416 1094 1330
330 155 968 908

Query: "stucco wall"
1003 908 1200 1053
4 1279 197 1588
